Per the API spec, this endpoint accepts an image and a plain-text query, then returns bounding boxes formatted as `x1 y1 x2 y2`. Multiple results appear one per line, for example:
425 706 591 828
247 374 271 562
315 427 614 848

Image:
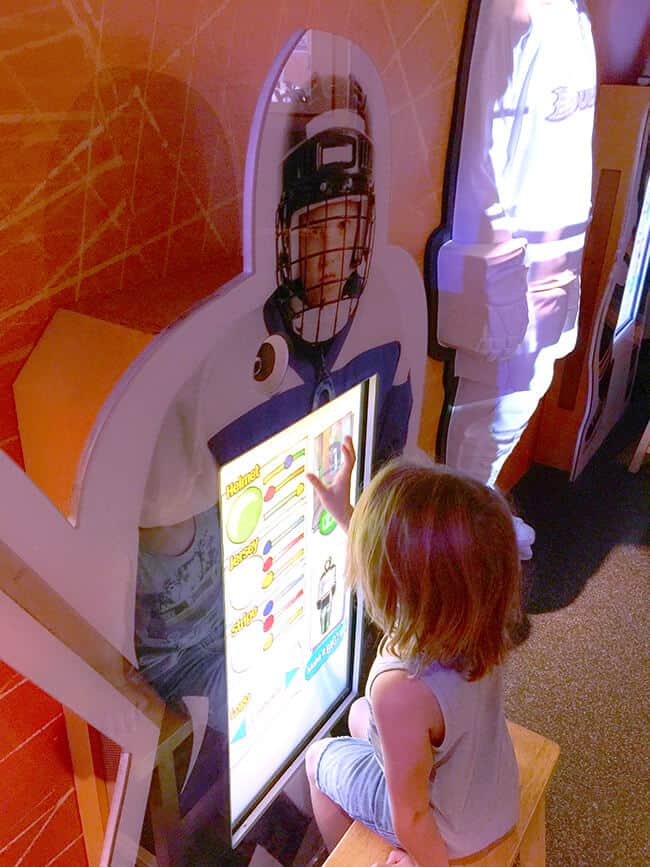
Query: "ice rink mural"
0 29 426 866
426 0 597 486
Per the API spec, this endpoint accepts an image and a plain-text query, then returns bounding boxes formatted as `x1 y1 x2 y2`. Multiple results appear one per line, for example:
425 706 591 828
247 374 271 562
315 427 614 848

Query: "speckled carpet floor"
504 350 649 867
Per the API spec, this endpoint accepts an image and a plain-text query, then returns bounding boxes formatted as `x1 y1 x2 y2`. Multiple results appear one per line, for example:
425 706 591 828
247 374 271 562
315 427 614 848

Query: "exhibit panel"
534 84 650 476
425 0 597 487
216 381 373 845
3 27 428 867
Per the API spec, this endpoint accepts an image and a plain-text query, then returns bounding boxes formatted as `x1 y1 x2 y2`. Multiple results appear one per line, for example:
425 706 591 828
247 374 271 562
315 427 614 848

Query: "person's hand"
371 850 415 867
306 436 356 532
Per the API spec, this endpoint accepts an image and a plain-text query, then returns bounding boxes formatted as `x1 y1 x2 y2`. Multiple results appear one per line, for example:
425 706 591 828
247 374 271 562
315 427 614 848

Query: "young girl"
305 438 523 867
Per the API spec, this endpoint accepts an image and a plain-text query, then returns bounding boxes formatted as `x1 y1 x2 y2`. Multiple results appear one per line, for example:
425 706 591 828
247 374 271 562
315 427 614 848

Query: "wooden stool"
323 720 560 867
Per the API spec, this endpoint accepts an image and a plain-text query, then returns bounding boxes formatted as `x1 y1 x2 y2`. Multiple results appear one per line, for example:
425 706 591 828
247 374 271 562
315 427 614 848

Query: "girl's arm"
306 435 356 532
371 670 450 867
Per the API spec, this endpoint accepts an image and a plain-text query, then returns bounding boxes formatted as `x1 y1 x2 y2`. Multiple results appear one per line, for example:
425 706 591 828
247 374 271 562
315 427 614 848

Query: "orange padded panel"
13 310 151 518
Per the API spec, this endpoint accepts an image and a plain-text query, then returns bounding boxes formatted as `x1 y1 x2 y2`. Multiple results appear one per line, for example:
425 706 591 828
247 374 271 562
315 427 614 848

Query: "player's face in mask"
298 199 360 306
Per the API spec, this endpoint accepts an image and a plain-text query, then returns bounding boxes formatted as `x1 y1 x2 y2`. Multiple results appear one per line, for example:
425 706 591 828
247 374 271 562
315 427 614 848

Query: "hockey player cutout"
429 0 596 500
134 31 428 861
137 51 427 699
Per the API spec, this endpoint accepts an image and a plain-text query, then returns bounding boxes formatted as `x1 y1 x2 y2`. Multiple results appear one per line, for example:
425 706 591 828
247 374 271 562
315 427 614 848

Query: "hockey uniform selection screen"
218 379 374 835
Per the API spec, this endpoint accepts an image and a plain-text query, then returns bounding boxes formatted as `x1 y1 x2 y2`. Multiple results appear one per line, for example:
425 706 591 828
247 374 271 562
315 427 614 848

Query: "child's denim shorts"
315 736 400 846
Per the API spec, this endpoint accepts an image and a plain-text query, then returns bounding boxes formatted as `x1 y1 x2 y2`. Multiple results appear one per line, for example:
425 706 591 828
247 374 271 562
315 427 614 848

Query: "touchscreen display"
218 378 375 842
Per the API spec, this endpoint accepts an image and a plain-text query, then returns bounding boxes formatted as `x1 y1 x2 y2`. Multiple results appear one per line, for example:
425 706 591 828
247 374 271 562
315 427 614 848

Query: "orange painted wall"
0 1 467 862
0 663 88 865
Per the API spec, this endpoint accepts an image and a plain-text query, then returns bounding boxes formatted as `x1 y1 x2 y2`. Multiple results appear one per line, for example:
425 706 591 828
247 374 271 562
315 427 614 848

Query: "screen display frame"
216 376 377 847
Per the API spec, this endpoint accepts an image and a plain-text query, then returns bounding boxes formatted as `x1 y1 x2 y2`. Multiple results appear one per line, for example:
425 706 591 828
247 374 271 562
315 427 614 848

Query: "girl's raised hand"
305 435 356 532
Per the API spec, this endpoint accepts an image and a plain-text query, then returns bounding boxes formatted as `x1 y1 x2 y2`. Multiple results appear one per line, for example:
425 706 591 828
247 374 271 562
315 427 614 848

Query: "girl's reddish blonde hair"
346 458 523 679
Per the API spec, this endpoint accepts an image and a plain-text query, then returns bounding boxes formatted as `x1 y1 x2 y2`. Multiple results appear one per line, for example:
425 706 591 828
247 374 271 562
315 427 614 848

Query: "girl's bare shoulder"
371 668 444 743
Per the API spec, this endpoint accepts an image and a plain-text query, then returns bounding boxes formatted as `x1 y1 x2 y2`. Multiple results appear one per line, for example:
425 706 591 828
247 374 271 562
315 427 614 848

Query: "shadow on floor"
511 343 649 614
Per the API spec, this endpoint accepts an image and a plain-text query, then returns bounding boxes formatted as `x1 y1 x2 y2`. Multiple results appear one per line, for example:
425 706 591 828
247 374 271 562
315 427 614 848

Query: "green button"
319 509 337 536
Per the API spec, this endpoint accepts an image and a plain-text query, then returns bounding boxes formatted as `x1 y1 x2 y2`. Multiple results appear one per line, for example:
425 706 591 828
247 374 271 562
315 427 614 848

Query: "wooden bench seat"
323 720 560 867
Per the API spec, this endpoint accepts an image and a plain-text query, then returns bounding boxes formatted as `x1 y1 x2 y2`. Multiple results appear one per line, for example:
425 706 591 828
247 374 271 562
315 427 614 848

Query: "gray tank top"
365 648 519 859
